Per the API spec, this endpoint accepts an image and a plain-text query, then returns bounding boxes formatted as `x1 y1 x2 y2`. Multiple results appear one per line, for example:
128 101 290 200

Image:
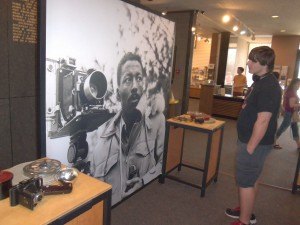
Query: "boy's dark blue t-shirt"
237 73 282 145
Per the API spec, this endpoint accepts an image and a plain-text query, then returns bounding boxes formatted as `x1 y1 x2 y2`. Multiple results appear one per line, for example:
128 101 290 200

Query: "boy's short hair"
238 67 244 73
248 46 275 72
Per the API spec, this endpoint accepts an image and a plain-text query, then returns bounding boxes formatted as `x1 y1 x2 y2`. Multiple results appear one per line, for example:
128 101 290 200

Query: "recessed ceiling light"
233 25 239 32
222 15 231 23
280 29 286 32
240 30 246 35
272 15 279 18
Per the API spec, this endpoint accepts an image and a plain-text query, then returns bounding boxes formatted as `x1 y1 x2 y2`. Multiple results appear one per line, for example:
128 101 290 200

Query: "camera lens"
83 71 107 101
33 192 43 204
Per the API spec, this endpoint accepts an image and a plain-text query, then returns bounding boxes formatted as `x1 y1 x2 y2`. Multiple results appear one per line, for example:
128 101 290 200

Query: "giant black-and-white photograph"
44 0 175 205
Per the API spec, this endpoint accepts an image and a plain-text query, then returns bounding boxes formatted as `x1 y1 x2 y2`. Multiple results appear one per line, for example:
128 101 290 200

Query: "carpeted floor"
111 98 300 225
186 98 299 189
112 175 300 225
181 117 298 190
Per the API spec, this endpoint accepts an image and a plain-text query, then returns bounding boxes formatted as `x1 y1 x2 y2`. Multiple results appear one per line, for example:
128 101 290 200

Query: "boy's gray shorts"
236 140 272 188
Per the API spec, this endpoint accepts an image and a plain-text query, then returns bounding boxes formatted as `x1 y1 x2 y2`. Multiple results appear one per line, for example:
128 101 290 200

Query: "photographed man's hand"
122 177 143 197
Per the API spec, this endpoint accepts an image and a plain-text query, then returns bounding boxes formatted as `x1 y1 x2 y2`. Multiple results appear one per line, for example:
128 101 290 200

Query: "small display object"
174 112 216 124
0 171 13 200
5 159 78 210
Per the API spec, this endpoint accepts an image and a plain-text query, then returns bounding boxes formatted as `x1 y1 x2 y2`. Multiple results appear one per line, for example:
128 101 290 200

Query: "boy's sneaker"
230 220 253 225
225 207 257 224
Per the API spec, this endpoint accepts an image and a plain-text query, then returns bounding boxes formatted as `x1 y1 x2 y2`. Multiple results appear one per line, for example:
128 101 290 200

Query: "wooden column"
198 84 214 115
216 32 230 87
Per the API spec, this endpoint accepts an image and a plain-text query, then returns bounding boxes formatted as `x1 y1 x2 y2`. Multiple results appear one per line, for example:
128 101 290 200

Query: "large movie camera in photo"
44 0 175 205
46 57 113 172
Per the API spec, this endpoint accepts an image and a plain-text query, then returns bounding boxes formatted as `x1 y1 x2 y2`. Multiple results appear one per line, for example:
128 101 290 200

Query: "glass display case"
190 67 208 87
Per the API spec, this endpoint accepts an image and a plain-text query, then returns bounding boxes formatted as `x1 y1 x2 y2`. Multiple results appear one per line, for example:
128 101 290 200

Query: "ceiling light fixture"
233 25 239 32
271 15 279 18
222 15 231 23
240 30 246 35
221 13 255 40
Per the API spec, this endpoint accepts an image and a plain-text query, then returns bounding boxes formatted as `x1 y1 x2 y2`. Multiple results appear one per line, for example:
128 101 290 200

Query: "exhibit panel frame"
39 0 175 205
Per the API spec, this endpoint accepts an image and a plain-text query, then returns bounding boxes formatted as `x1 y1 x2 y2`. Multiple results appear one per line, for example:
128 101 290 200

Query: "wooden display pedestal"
160 115 225 197
0 163 112 225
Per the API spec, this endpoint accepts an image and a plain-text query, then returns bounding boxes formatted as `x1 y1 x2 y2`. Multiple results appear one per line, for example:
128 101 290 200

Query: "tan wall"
234 37 249 73
209 33 219 65
271 35 300 79
192 39 211 69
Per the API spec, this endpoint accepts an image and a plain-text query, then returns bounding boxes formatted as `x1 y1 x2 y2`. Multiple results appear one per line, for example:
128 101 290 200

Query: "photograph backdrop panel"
44 0 175 205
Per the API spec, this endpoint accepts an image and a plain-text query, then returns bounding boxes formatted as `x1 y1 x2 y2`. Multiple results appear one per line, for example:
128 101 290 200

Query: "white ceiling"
140 0 300 42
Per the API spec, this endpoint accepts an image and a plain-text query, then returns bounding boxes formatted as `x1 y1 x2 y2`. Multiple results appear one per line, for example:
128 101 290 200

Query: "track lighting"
233 25 239 32
222 13 255 40
240 30 246 35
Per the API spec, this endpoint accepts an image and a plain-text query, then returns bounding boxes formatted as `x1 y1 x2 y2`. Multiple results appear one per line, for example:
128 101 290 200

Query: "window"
224 48 237 85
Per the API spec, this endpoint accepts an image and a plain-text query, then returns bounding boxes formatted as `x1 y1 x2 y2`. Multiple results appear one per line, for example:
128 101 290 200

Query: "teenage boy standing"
225 46 282 225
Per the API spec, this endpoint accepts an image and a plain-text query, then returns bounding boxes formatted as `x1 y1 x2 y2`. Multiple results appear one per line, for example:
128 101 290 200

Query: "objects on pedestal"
0 159 112 225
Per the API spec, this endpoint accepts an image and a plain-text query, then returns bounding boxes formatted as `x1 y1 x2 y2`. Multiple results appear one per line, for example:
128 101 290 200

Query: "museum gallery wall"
42 0 175 205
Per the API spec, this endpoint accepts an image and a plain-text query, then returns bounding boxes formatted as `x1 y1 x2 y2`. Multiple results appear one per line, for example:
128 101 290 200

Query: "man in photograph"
225 46 281 225
87 52 165 205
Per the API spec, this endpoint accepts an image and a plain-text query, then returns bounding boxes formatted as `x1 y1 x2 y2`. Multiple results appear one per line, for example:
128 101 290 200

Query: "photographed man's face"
118 60 145 110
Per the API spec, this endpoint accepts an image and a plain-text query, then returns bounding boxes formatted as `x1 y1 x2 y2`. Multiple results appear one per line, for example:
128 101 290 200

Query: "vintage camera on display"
46 57 114 173
9 177 43 210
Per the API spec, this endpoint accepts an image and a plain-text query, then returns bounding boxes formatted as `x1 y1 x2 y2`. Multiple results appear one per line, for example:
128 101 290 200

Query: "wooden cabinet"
212 95 244 119
189 85 215 115
189 87 201 98
198 84 214 115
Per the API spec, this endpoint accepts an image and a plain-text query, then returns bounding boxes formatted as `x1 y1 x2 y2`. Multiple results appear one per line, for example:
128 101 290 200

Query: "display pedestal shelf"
0 162 112 225
159 115 225 197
